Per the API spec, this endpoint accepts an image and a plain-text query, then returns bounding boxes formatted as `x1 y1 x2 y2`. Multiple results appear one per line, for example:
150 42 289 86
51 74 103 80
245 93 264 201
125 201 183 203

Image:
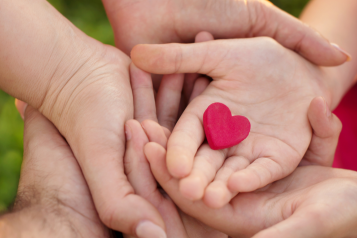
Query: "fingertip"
131 44 168 73
15 99 28 120
166 150 192 178
203 183 231 209
195 31 214 43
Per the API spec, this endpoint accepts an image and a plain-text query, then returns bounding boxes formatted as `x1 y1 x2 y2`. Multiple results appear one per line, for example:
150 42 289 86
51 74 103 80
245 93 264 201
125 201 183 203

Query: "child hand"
143 106 357 237
131 38 340 207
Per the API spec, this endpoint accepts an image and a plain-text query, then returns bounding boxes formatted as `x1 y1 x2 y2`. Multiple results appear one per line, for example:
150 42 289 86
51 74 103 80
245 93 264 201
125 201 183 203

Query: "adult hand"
103 0 350 66
0 106 111 238
0 0 165 236
132 38 341 206
143 105 357 237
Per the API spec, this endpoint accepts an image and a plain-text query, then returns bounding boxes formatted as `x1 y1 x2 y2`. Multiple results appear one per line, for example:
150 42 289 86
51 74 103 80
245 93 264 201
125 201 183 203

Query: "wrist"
0 205 76 238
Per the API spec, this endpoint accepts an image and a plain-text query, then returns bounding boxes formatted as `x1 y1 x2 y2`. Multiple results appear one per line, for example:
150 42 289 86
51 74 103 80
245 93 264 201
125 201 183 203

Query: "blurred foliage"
0 0 309 212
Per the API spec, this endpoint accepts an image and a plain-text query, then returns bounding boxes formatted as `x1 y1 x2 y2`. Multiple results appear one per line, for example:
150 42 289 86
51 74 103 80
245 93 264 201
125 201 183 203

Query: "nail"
136 221 167 238
323 98 331 118
15 99 28 120
331 43 352 61
125 123 132 141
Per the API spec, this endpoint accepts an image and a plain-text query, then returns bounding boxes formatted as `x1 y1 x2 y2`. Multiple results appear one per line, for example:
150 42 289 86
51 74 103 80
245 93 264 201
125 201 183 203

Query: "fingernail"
14 99 28 120
324 98 331 118
125 123 132 141
331 43 352 61
136 221 167 238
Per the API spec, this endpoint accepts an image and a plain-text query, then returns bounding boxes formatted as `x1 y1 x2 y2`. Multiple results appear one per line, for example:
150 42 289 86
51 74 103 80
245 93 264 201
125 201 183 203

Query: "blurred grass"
0 0 309 211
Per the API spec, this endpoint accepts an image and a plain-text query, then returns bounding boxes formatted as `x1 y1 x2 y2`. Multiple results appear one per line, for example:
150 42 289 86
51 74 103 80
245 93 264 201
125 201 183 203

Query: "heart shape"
203 103 251 150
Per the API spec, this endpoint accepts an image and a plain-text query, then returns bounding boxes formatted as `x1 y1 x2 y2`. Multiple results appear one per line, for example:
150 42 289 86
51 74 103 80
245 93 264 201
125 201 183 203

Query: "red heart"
203 103 251 150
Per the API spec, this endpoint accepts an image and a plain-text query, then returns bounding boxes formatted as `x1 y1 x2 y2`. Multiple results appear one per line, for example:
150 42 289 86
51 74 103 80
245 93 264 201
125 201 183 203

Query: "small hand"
131 38 341 207
143 118 357 237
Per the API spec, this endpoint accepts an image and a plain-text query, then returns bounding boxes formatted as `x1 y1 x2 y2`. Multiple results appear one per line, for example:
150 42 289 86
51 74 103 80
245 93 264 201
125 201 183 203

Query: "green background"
0 0 309 212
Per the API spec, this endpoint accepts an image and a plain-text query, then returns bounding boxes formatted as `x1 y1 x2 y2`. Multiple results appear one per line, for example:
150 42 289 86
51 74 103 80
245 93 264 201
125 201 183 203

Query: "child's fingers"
130 63 158 123
156 73 184 131
166 112 206 178
124 120 162 203
227 157 285 193
179 144 227 200
302 97 342 166
141 119 169 149
203 156 249 209
188 77 210 103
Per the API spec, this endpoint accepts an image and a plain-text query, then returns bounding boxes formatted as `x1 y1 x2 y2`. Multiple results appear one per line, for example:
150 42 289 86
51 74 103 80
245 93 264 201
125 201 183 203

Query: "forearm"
0 0 104 109
300 0 357 108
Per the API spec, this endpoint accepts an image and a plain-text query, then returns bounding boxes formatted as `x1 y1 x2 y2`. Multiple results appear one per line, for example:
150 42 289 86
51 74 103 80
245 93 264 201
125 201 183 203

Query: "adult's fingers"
302 97 342 166
156 73 184 131
130 63 158 123
188 77 210 103
244 0 350 66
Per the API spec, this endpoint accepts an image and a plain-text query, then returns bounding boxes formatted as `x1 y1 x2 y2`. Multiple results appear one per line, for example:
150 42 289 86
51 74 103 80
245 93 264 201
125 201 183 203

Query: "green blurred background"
0 0 309 212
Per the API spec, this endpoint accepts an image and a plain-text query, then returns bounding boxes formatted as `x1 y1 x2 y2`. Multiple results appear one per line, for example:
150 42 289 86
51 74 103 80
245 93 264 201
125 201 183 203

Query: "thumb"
131 39 252 76
302 97 342 166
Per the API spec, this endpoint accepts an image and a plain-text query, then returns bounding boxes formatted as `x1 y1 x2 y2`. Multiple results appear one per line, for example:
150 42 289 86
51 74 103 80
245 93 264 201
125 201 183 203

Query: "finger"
227 157 285 192
15 99 27 120
302 97 342 166
141 119 169 148
130 63 157 122
156 73 184 131
166 111 205 178
181 31 213 104
252 211 328 238
248 0 350 66
179 144 226 200
188 77 210 103
203 156 250 209
195 31 214 43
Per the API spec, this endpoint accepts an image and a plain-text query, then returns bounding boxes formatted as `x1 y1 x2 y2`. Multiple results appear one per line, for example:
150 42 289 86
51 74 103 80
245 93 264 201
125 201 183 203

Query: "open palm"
132 37 336 207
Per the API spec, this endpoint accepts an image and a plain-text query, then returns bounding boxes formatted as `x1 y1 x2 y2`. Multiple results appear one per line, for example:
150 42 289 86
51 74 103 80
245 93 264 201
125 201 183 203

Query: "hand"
0 106 111 237
131 38 341 207
102 0 350 66
143 120 357 238
124 63 227 237
0 0 166 235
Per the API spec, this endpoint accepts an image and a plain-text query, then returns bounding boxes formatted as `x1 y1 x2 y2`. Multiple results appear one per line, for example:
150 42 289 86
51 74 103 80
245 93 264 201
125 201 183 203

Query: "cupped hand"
131 38 341 207
123 63 227 237
6 106 111 237
103 0 350 66
143 108 357 237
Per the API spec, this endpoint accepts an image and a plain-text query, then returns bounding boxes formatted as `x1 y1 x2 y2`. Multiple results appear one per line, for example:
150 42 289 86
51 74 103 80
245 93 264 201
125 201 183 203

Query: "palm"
131 38 332 206
145 138 357 237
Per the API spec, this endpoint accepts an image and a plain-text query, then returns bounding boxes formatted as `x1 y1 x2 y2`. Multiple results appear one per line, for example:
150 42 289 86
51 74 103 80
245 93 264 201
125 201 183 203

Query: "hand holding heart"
131 37 337 208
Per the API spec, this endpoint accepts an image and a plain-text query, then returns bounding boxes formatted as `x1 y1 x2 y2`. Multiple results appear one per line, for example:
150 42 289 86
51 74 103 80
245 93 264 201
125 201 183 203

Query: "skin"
102 0 349 66
0 106 112 238
143 119 357 238
0 0 163 235
300 0 357 105
131 37 345 207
